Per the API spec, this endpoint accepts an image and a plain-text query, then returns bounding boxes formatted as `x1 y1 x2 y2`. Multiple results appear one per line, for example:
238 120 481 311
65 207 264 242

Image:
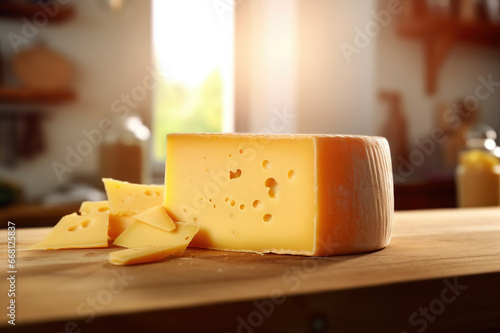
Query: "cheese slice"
30 212 109 250
79 200 134 240
132 205 176 231
103 178 164 215
109 244 188 266
113 221 199 248
164 133 393 256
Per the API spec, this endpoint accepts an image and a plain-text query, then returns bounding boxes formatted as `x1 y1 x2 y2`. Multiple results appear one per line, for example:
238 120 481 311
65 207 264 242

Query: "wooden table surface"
1 208 500 332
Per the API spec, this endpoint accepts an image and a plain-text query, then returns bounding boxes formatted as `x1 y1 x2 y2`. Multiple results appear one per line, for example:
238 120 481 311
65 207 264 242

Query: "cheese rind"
164 133 393 256
103 178 164 215
132 205 176 231
113 221 199 248
109 245 187 266
314 135 393 255
30 212 109 250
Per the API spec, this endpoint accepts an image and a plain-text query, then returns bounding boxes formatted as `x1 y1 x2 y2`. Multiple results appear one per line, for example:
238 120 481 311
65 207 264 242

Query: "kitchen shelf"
0 86 75 105
398 17 500 94
0 202 80 227
0 1 74 23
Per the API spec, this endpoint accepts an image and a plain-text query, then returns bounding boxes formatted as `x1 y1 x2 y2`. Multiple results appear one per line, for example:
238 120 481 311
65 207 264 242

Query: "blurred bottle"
486 0 500 22
456 123 500 207
378 91 409 171
438 101 478 171
460 0 477 22
99 114 150 185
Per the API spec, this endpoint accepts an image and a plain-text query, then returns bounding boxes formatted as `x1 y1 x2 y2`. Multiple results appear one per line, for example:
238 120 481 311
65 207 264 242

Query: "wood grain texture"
1 207 499 330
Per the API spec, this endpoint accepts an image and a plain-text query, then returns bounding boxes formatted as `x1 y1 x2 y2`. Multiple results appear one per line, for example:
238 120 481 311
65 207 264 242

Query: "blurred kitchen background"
0 0 499 226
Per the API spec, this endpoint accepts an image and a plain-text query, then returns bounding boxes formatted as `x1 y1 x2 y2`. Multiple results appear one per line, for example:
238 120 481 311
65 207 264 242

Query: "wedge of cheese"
79 200 110 214
132 205 176 231
113 221 199 248
103 178 164 215
79 200 134 240
109 244 188 266
30 212 109 250
164 133 393 256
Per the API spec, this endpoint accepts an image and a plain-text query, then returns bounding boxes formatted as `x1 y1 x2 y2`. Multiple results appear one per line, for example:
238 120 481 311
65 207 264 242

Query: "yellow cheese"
79 200 134 240
108 215 135 240
109 244 188 266
132 205 176 231
79 200 110 214
113 221 199 248
164 133 393 256
30 212 109 250
103 178 164 215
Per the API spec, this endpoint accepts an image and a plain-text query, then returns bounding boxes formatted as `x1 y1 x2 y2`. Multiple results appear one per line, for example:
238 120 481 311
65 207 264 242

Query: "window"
151 0 233 165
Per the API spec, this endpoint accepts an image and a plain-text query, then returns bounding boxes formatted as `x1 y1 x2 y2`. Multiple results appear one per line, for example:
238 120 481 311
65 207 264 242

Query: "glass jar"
456 123 500 207
99 114 150 184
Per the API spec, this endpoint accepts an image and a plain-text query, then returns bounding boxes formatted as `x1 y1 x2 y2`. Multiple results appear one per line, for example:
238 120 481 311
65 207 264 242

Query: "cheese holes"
98 207 109 212
262 160 271 170
239 148 244 155
287 169 296 181
229 169 242 179
81 220 92 228
145 189 161 196
239 204 245 210
68 219 93 232
265 178 280 199
252 200 263 209
225 197 237 207
263 214 272 222
68 225 80 232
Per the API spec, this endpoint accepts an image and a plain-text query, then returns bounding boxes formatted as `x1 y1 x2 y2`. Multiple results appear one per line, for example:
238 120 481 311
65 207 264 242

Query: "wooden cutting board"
1 207 499 329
